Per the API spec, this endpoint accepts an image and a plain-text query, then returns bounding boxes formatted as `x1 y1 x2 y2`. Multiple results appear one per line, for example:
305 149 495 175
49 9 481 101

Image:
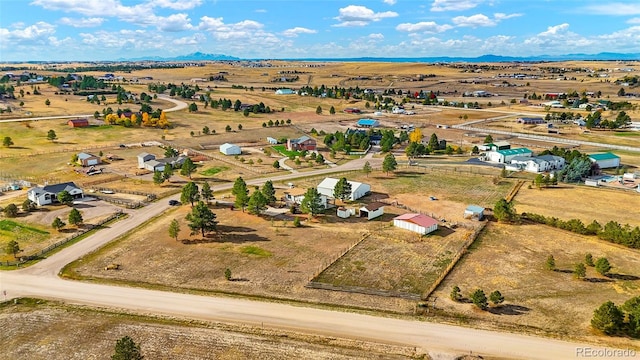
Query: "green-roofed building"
588 152 620 169
486 148 533 163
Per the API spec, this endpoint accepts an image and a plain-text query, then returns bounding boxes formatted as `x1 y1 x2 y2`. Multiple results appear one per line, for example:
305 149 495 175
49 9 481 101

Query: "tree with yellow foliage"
141 112 150 126
130 113 138 126
408 128 422 143
105 113 119 125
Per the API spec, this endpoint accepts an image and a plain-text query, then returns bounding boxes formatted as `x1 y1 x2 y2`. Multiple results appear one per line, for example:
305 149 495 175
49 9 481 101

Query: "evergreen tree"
450 286 461 301
111 336 143 360
300 188 324 218
152 170 164 185
186 201 218 237
200 182 213 204
162 164 174 182
362 161 372 177
57 190 73 206
484 134 494 144
180 182 200 208
316 105 322 114
2 136 14 147
595 257 611 275
489 290 504 306
333 177 352 202
382 153 397 175
471 289 488 310
180 158 197 179
51 217 65 231
428 133 439 150
494 199 517 222
585 253 594 267
5 240 21 259
168 219 180 241
68 208 83 226
231 177 249 211
545 255 556 271
247 190 267 215
46 129 57 141
261 180 276 205
574 262 586 279
329 106 336 115
591 301 624 335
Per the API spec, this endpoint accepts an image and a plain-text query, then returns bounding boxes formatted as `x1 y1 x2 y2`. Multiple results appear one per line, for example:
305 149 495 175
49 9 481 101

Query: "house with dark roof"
137 152 187 172
359 202 384 220
287 135 316 151
27 182 83 206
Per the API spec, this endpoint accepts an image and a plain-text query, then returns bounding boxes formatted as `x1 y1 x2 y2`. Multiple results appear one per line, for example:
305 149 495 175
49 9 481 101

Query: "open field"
433 222 640 345
0 299 417 360
65 205 418 312
314 223 476 298
514 184 640 227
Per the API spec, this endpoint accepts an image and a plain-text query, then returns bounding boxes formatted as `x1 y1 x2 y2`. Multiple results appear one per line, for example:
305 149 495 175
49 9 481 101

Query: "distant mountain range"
119 52 640 63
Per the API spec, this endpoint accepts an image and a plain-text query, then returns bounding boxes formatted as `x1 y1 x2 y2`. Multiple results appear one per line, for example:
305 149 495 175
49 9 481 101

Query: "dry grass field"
513 184 640 227
0 300 418 360
433 222 640 345
314 223 476 297
65 205 418 312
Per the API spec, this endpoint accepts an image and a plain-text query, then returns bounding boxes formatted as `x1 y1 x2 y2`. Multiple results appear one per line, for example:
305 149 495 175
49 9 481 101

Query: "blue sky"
2 0 640 61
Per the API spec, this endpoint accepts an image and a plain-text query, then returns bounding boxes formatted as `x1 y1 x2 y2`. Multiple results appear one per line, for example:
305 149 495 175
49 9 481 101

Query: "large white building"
317 177 370 201
510 155 565 173
588 152 621 169
486 148 533 163
220 143 242 156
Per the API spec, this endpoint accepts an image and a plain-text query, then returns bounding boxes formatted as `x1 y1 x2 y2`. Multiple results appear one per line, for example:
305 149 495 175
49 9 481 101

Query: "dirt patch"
0 301 419 360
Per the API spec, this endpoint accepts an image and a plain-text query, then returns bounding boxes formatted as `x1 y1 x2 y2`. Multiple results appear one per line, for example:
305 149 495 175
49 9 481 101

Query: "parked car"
168 200 180 206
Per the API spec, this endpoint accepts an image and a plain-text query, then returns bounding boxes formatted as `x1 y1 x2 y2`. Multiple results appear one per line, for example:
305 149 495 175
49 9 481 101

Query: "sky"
3 0 640 61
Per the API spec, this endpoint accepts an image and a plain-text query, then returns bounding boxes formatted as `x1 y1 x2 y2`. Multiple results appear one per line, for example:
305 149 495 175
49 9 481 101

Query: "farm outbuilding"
317 177 370 201
77 152 101 167
220 143 241 155
359 202 384 220
486 148 532 163
266 137 278 144
516 117 545 124
275 89 295 95
67 118 89 127
356 119 380 128
464 205 485 220
393 213 438 235
588 152 621 169
337 207 355 218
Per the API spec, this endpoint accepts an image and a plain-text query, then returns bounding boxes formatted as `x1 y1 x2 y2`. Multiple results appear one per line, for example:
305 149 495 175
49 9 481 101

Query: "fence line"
306 232 371 284
1 211 124 267
421 222 488 300
89 194 143 209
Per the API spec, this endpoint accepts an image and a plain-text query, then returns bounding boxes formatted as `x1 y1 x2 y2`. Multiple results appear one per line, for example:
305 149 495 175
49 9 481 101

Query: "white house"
220 143 241 156
137 152 155 168
588 152 621 169
359 202 384 220
27 182 84 206
266 137 278 145
486 148 533 163
537 155 565 170
283 187 328 208
393 213 438 235
275 89 295 95
138 152 187 172
317 177 371 201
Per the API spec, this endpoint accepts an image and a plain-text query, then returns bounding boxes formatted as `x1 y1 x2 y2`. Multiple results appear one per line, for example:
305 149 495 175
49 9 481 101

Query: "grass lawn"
272 145 301 157
0 219 51 262
200 166 229 176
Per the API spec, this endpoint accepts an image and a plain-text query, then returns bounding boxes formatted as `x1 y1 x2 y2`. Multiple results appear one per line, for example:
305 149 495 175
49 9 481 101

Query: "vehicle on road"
168 200 180 206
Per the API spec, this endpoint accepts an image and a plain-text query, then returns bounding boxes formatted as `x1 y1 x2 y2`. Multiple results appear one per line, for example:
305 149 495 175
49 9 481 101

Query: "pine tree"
51 217 66 231
186 201 218 237
46 129 57 141
471 289 488 310
591 301 624 335
489 290 504 306
180 182 200 208
333 177 352 202
362 161 372 177
111 336 143 360
153 170 164 185
168 219 180 241
261 180 276 205
382 153 397 175
162 164 174 182
200 182 213 204
231 177 249 211
300 188 324 218
247 190 267 215
68 208 83 226
180 158 197 179
545 255 556 270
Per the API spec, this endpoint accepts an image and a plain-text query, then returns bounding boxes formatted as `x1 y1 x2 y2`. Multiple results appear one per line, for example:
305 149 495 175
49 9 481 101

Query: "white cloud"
59 17 105 28
396 21 452 33
494 13 522 21
383 0 397 5
79 29 166 50
584 3 640 16
282 27 317 37
368 33 385 40
627 18 640 24
30 0 150 21
173 33 206 45
0 21 56 42
539 23 570 36
157 13 194 32
333 5 398 27
431 0 483 12
151 0 202 10
197 17 281 48
452 14 495 27
255 9 267 13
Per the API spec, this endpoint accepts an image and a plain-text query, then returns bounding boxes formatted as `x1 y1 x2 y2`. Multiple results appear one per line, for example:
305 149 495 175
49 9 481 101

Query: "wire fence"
0 211 124 267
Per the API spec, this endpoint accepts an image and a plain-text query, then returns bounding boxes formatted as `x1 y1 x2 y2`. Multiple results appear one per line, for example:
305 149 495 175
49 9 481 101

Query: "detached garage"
359 202 384 220
588 152 621 169
220 143 241 156
77 152 101 167
317 177 371 201
393 213 438 235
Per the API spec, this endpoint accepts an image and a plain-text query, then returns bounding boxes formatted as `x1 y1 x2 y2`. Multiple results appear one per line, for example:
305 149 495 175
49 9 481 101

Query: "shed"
464 205 485 220
77 152 101 167
68 118 89 127
337 207 354 218
275 89 295 95
137 153 155 168
266 137 278 144
359 202 384 220
220 143 241 155
393 213 438 235
317 177 370 201
588 152 620 169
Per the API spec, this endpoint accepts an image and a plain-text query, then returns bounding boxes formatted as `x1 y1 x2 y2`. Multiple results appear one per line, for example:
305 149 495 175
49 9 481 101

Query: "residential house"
393 213 438 235
516 117 545 124
27 182 84 206
68 118 89 128
359 202 384 220
137 153 155 168
220 143 242 155
478 141 510 151
283 187 328 209
77 152 101 167
137 152 187 172
317 177 371 201
343 107 361 114
287 136 316 151
266 137 278 145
